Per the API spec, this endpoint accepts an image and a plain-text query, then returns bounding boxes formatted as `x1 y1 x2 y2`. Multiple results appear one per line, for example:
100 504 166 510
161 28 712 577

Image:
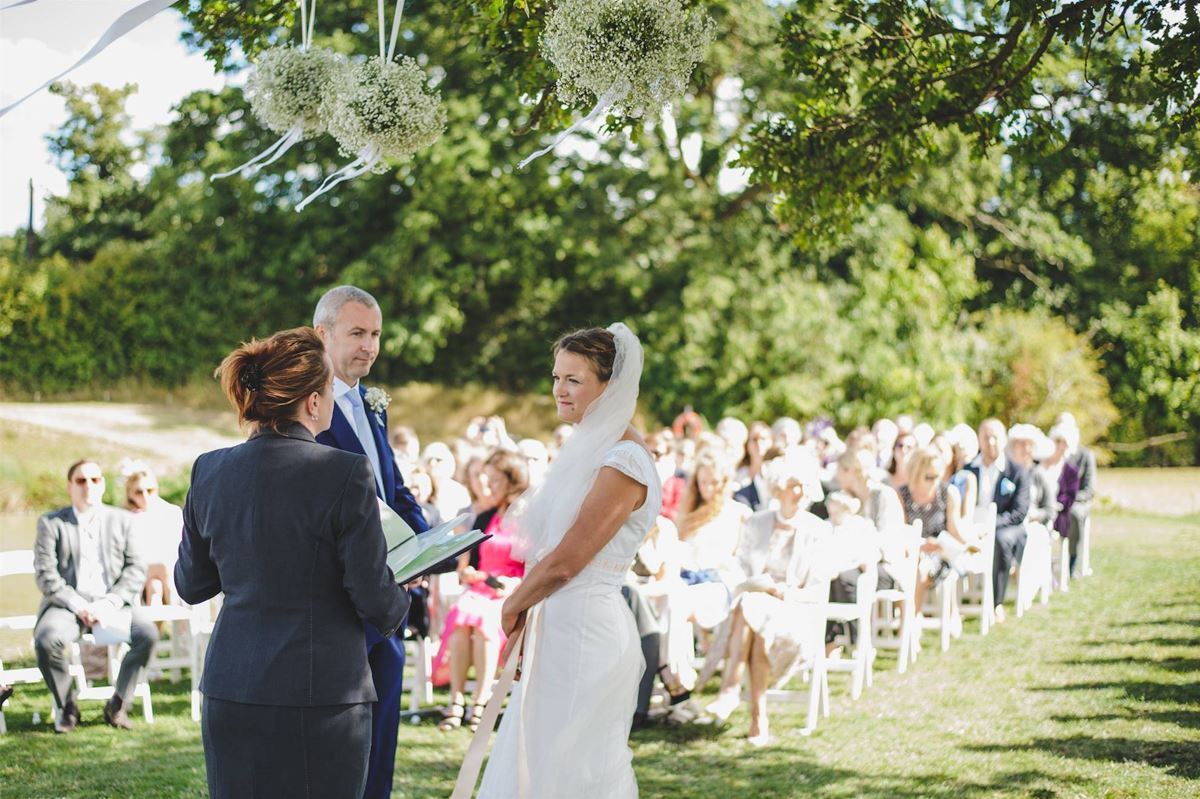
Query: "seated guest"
659 435 692 521
409 468 443 528
122 462 184 607
662 452 749 691
716 417 750 476
34 459 159 733
872 418 899 471
968 418 1031 622
518 438 550 488
887 432 917 492
828 448 906 644
176 328 410 799
899 445 970 614
431 450 529 733
733 421 773 508
1043 424 1083 547
1008 424 1055 526
390 425 421 481
703 456 831 744
675 452 750 629
622 515 682 727
420 442 471 523
1055 413 1096 576
946 424 980 511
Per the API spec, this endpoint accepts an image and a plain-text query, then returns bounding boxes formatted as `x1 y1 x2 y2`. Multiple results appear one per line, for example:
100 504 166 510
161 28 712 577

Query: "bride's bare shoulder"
619 427 650 453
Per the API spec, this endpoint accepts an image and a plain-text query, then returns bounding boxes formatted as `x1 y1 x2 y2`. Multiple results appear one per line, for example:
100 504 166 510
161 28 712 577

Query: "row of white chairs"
0 509 1092 733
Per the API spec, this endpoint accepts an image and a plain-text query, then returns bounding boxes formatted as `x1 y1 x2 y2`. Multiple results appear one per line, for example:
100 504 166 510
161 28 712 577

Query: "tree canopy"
1 0 1196 464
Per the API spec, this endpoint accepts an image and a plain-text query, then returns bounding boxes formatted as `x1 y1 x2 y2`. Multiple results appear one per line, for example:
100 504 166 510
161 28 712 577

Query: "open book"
379 502 491 584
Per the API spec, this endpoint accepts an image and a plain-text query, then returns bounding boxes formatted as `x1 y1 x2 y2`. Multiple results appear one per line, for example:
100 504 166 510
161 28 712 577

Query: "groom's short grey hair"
313 285 380 329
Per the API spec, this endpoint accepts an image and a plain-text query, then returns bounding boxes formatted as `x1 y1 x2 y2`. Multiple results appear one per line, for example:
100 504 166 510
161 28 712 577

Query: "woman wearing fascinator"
456 325 661 799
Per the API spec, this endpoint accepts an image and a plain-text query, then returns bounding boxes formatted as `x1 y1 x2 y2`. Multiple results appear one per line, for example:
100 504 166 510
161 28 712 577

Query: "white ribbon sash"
450 620 528 799
0 0 178 119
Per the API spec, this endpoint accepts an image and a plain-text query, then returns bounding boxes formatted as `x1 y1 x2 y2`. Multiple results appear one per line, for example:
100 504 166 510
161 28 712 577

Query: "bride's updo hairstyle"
553 328 616 382
217 327 330 434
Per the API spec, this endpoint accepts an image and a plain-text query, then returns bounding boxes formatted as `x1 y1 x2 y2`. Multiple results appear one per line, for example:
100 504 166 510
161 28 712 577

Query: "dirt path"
0 402 242 471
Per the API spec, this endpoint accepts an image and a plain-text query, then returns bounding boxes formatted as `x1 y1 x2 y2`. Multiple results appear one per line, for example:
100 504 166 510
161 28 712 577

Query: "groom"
314 285 429 799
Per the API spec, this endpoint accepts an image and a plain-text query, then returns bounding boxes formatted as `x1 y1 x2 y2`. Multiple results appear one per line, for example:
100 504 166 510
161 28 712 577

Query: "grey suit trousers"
201 696 371 799
34 605 158 708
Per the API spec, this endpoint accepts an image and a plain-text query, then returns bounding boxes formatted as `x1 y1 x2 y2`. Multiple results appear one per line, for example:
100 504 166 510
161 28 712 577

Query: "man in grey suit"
33 459 158 733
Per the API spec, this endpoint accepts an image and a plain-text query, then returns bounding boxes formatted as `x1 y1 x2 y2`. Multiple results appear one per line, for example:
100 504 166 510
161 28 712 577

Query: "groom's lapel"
327 403 366 456
361 387 396 502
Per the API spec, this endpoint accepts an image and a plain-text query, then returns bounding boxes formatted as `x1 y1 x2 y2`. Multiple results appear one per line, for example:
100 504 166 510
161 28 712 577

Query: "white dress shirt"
71 507 110 611
977 454 1008 509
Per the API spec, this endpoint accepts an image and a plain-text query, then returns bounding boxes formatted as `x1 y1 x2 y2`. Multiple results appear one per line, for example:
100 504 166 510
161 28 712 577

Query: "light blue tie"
347 389 386 497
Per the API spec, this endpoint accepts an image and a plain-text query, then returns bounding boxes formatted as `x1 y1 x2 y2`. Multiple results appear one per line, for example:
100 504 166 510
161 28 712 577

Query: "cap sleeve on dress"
602 441 653 488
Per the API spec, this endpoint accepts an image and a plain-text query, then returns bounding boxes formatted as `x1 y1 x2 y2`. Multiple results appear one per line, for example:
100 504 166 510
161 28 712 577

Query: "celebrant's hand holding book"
377 502 491 584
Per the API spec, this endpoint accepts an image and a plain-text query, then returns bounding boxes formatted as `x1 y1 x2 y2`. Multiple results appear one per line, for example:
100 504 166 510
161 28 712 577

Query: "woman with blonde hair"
898 444 970 612
122 462 184 607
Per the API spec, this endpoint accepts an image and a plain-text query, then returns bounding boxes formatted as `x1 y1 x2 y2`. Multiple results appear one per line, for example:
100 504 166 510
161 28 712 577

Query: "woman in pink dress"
432 450 529 732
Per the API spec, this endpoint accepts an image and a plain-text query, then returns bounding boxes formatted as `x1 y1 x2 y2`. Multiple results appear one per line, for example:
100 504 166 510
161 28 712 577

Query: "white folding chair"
187 594 223 721
1014 523 1054 618
871 520 922 674
764 597 829 736
0 550 46 734
66 636 154 724
1079 516 1093 577
957 504 997 635
918 570 960 654
404 631 434 715
825 563 878 699
1052 529 1071 593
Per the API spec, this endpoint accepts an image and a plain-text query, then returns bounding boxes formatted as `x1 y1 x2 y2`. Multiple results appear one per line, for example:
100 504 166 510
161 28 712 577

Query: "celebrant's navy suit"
176 424 410 799
317 384 428 799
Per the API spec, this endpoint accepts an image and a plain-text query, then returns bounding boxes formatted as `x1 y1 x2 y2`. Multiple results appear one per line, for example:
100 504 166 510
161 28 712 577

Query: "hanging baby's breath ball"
542 0 713 120
322 55 446 170
245 46 343 137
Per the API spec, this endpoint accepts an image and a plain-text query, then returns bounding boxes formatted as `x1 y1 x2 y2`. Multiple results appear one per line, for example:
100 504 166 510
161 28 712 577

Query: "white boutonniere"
364 386 391 423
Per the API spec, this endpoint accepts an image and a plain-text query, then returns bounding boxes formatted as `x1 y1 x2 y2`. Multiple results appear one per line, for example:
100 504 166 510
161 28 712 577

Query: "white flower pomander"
322 55 446 170
364 386 391 419
246 46 344 137
542 0 714 120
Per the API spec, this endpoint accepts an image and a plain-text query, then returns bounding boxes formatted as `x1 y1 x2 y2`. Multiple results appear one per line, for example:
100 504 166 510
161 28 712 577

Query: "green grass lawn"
1 509 1197 798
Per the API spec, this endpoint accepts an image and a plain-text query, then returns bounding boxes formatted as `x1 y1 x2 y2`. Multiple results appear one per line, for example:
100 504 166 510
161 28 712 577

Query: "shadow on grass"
1057 656 1200 672
1081 636 1198 648
1052 710 1200 730
965 737 1200 780
638 755 1073 799
1029 680 1200 704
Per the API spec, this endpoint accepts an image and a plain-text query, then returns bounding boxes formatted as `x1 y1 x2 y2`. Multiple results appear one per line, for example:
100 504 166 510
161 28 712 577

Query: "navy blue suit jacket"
316 384 429 535
967 456 1031 530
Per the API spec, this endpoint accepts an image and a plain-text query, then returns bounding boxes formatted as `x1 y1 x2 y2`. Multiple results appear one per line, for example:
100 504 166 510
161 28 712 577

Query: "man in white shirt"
33 460 158 732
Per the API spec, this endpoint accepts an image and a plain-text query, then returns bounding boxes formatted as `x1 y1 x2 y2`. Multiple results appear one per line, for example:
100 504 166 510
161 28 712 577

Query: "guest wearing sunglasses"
123 463 184 608
33 459 158 733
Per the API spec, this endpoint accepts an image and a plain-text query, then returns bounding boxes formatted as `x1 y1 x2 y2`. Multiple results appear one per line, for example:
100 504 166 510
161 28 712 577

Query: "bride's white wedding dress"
477 440 662 798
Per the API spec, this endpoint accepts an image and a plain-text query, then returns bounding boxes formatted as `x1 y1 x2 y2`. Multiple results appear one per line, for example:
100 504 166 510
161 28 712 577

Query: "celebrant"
175 327 411 799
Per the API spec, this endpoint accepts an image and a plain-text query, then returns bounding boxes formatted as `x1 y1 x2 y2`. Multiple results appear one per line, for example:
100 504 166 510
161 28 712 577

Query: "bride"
476 324 661 798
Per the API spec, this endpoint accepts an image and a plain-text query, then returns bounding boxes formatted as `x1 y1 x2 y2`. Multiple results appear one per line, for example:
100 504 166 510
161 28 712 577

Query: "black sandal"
437 702 465 732
467 702 487 732
656 666 691 705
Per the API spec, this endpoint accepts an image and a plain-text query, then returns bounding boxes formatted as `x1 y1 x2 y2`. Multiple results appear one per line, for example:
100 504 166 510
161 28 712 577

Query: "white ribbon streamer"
295 144 382 211
516 83 628 170
210 1 317 183
0 0 177 118
1 0 41 11
450 609 535 799
209 125 305 181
